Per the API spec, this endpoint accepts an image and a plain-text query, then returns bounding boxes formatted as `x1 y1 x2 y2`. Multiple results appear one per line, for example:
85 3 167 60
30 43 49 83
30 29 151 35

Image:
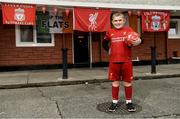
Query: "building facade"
0 0 180 70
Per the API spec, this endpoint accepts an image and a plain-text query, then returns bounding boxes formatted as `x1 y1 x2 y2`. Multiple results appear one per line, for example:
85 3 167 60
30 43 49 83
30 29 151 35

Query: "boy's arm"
103 30 111 52
102 39 109 52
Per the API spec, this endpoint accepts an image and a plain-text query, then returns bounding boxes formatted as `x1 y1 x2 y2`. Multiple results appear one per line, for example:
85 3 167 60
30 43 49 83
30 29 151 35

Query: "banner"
2 3 36 25
49 11 73 33
141 11 170 32
36 12 49 33
36 11 73 34
74 7 110 32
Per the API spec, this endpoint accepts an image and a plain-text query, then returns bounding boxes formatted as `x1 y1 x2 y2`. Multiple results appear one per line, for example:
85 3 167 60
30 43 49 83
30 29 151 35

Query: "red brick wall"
63 34 73 64
0 10 180 67
132 32 167 61
100 32 109 62
0 32 73 66
92 40 101 62
0 28 72 66
167 39 180 58
91 32 104 63
155 32 167 60
0 12 73 66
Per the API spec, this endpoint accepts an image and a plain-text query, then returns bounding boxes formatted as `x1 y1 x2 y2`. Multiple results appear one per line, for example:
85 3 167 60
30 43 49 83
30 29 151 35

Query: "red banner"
74 7 110 32
141 11 170 32
2 3 36 25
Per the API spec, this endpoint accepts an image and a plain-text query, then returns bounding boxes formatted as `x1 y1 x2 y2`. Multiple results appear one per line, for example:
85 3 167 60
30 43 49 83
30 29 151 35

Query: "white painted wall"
0 0 180 10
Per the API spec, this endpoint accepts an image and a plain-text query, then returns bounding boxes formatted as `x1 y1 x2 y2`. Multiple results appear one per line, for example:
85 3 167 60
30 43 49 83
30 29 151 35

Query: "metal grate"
97 101 142 114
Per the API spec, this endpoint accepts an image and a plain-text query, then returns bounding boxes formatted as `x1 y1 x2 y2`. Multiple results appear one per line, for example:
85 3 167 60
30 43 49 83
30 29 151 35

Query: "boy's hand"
125 32 141 46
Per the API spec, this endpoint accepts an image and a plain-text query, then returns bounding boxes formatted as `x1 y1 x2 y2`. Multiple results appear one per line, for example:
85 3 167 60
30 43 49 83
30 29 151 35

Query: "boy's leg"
108 81 119 112
112 81 120 103
122 61 136 112
124 81 133 104
124 82 136 112
108 63 121 111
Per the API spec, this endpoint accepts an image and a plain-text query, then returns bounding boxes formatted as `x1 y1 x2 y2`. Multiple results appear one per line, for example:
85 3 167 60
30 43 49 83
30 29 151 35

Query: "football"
126 32 141 46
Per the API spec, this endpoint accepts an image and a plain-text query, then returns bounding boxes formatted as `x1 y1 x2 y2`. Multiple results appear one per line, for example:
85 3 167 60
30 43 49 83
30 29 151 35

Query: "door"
74 31 89 66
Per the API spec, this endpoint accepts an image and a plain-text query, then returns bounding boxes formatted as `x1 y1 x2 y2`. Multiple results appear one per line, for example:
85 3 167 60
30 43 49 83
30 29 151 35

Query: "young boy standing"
103 12 141 112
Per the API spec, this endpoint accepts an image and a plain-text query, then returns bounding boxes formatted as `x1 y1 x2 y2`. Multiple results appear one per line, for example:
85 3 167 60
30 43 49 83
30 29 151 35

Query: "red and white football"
126 32 141 46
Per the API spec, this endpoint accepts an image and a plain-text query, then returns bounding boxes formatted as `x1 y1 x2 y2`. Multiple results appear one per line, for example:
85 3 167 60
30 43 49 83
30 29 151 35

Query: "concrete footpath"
0 64 180 89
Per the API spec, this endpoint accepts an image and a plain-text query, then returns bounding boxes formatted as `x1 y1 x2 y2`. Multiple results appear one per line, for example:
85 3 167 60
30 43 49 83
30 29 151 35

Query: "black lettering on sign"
64 22 69 28
53 21 59 28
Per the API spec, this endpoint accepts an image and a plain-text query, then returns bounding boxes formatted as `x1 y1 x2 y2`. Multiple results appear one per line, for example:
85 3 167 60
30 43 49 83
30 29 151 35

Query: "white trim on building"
1 0 180 11
168 19 180 39
15 25 55 47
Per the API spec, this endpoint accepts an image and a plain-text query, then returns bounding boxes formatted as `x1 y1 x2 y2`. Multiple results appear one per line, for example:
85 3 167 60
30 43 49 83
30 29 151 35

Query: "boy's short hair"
112 12 125 20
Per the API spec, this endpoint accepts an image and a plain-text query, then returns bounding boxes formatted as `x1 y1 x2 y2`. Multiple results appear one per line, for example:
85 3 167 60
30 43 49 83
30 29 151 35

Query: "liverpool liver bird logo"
88 12 98 31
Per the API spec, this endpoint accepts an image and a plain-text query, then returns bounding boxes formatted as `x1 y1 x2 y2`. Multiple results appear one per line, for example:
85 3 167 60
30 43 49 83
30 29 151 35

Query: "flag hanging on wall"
141 11 170 32
74 7 110 32
49 11 73 33
36 11 73 34
1 3 36 25
36 12 49 33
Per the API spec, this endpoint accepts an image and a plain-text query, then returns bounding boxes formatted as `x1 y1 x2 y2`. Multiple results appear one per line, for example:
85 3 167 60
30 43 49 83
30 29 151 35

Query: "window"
16 25 54 47
168 19 180 39
20 25 33 42
37 33 52 43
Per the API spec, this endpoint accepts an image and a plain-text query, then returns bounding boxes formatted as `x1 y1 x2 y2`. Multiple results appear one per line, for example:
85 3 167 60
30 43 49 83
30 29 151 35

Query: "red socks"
124 86 132 100
112 85 133 103
112 86 119 101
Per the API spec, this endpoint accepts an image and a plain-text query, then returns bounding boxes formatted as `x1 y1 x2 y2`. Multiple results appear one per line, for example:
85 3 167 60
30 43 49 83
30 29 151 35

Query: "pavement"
0 63 180 118
0 64 180 89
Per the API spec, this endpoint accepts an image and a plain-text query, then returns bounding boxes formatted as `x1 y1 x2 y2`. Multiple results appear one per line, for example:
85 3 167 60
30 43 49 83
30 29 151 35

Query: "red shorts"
108 61 133 82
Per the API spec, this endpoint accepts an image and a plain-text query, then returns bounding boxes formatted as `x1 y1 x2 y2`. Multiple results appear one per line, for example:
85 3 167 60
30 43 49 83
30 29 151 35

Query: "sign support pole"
89 32 92 69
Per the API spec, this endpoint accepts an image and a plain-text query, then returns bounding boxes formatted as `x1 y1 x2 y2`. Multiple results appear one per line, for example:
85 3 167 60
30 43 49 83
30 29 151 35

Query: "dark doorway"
74 31 89 66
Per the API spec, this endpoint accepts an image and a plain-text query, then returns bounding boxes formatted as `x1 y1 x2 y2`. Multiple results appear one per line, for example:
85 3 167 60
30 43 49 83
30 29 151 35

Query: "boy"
103 12 141 112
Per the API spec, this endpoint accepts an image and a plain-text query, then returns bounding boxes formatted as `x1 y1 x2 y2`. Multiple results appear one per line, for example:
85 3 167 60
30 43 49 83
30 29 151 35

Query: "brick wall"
100 32 109 62
92 32 104 63
167 39 180 58
0 22 73 66
132 32 167 61
92 40 101 62
0 10 180 67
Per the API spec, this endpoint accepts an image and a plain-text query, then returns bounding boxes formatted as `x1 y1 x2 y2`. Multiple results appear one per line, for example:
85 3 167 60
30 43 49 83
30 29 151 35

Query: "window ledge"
16 44 54 47
168 36 180 39
132 57 140 61
171 57 180 59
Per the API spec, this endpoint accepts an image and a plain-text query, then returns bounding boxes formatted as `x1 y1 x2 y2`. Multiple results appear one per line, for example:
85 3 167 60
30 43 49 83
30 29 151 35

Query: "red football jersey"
104 27 134 62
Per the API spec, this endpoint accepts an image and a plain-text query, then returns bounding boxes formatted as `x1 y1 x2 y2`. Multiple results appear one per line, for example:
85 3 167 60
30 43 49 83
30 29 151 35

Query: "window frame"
168 19 180 39
15 25 55 47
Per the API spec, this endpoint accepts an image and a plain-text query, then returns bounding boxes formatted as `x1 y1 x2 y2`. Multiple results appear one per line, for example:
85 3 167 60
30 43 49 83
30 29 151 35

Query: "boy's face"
112 16 126 29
